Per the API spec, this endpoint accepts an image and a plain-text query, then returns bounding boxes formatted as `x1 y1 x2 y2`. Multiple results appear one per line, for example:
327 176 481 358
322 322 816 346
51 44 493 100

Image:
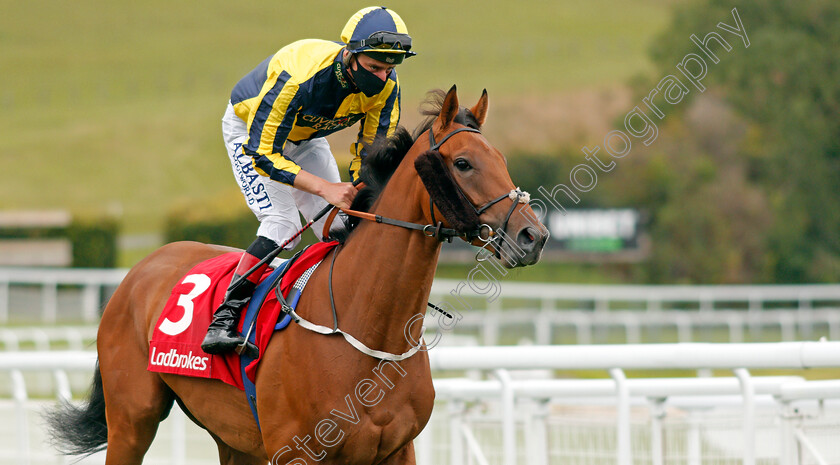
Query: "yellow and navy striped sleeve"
232 47 312 186
247 72 304 185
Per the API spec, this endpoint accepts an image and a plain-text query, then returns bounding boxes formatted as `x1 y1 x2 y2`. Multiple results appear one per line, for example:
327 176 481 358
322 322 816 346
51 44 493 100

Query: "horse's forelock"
413 89 481 140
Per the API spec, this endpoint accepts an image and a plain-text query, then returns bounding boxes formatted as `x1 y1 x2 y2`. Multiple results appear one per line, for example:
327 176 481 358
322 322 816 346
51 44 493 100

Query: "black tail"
44 363 108 457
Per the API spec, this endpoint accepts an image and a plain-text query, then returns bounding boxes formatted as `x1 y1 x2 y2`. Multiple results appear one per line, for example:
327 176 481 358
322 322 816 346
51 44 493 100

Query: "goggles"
349 31 413 53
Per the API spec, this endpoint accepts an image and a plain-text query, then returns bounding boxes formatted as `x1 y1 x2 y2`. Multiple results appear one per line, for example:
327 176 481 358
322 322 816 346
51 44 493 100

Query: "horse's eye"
453 158 472 172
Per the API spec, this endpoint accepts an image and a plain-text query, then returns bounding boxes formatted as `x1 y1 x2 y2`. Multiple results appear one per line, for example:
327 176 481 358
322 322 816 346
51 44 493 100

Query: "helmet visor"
349 31 412 53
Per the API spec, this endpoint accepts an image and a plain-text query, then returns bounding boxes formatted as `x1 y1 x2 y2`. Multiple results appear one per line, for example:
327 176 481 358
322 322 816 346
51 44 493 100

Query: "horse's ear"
470 89 489 127
438 85 460 130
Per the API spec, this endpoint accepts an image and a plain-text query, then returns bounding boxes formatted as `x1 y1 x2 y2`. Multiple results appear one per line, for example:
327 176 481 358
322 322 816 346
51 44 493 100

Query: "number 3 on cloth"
158 274 212 336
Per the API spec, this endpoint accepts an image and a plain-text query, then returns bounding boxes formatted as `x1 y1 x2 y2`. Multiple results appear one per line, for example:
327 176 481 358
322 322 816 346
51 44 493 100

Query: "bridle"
426 126 530 254
332 125 531 257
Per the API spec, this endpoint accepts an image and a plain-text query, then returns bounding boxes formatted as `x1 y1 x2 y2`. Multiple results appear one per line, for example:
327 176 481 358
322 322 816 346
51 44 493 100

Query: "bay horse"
47 86 548 464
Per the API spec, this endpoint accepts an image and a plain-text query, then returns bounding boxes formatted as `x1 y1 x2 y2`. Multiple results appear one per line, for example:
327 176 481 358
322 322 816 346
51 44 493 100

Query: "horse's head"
413 85 548 267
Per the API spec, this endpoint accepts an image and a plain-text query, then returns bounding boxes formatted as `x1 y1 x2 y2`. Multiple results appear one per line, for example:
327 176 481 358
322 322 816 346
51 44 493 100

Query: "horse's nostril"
518 227 537 248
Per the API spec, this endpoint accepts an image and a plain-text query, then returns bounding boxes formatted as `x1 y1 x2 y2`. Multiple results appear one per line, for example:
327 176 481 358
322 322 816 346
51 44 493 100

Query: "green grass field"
1 0 681 266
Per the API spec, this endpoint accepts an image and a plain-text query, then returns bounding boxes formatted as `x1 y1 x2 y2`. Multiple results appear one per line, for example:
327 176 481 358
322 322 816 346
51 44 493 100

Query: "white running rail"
0 267 125 324
2 267 840 326
2 343 840 465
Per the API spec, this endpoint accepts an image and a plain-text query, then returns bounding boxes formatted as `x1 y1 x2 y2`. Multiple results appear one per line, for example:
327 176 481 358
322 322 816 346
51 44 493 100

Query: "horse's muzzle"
493 223 548 268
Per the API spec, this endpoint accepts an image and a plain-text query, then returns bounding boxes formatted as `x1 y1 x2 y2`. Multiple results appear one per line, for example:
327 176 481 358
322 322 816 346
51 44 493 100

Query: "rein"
328 207 466 241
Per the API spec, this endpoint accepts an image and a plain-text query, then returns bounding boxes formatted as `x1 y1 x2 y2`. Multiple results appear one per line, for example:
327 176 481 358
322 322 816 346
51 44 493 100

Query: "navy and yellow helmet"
341 6 416 65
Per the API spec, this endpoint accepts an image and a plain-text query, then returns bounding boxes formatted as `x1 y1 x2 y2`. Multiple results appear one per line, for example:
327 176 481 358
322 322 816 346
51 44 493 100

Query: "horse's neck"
331 171 440 351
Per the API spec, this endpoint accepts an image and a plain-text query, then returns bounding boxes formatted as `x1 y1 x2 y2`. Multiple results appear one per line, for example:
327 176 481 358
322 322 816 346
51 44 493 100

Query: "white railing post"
610 368 631 465
0 329 19 351
779 313 797 342
734 368 756 465
776 400 799 465
52 369 72 402
686 408 702 465
0 281 8 324
827 313 840 341
798 295 814 340
535 297 553 345
700 295 713 315
523 398 549 465
483 299 501 346
42 279 58 324
414 409 433 465
646 296 662 314
793 428 830 465
82 283 100 323
172 406 186 465
11 369 31 465
448 400 465 465
675 314 693 342
572 313 592 345
460 424 491 465
64 327 84 351
594 298 609 341
621 314 641 344
748 295 763 340
32 328 50 351
647 296 663 342
494 369 516 465
727 314 744 343
648 397 667 465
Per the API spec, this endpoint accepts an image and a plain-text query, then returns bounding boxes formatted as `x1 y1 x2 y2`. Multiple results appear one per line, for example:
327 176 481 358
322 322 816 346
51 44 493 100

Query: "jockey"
202 6 416 355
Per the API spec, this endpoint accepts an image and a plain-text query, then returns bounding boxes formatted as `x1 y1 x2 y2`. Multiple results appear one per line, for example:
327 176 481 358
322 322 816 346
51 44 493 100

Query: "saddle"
148 241 340 426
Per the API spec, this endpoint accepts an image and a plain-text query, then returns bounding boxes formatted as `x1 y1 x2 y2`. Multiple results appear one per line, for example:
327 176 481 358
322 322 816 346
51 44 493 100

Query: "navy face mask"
351 60 389 97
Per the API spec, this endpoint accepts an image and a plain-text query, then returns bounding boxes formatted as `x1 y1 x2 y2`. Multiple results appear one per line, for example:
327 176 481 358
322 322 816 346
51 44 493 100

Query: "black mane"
332 89 481 241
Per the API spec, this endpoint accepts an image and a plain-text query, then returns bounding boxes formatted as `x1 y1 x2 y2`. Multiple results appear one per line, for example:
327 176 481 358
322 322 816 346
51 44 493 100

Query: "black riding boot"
201 236 277 355
200 275 255 354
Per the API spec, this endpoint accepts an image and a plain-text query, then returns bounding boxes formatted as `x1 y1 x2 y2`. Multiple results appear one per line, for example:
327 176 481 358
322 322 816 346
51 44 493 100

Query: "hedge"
0 217 119 268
